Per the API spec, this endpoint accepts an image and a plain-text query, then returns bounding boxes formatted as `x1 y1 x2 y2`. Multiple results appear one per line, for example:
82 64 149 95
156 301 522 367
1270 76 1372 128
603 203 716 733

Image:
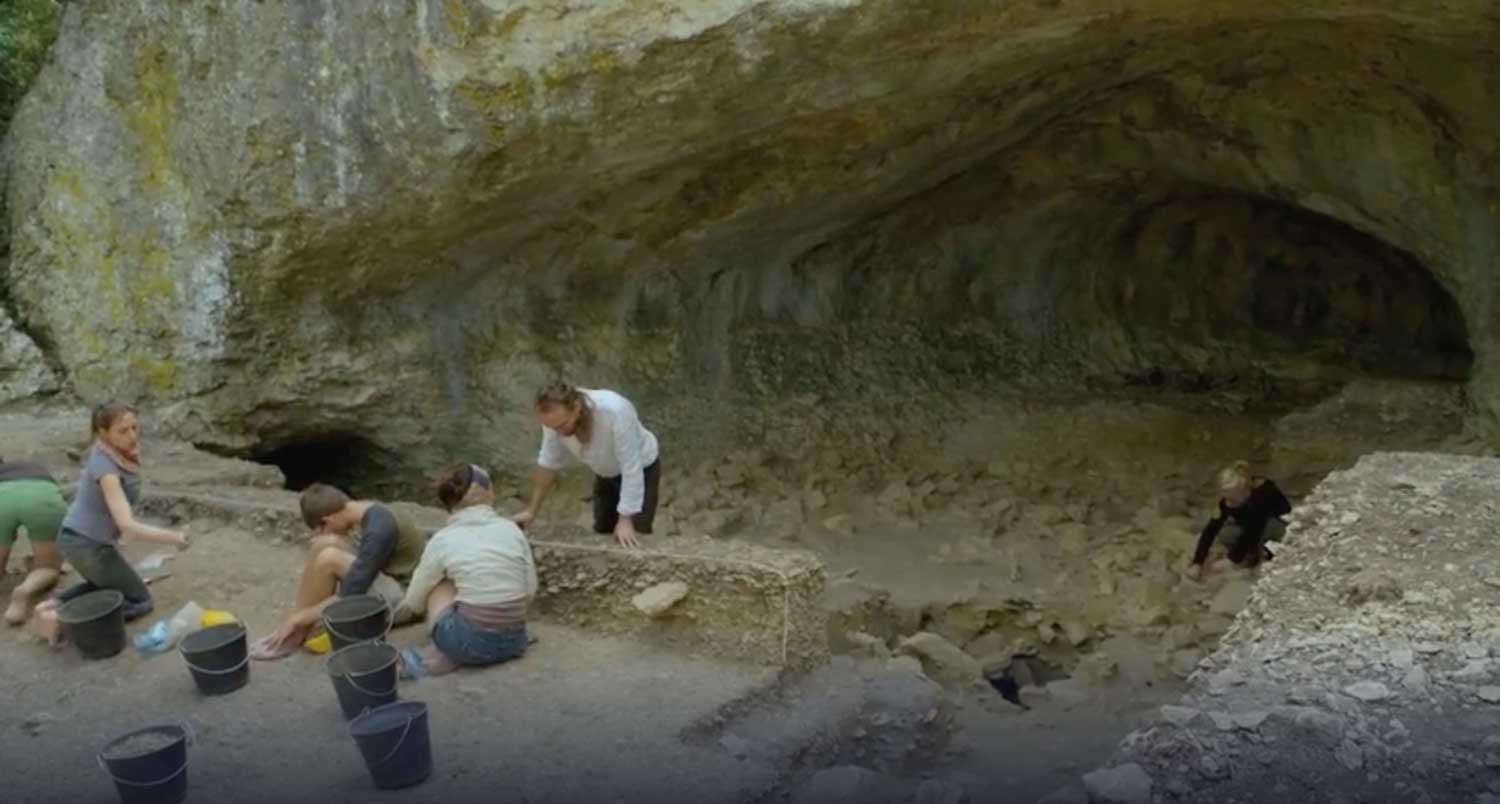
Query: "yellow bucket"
303 632 332 654
199 609 237 628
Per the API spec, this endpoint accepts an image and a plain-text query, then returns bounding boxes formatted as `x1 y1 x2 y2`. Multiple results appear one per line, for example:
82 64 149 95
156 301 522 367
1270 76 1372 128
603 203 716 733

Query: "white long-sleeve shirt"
399 505 538 617
537 388 660 515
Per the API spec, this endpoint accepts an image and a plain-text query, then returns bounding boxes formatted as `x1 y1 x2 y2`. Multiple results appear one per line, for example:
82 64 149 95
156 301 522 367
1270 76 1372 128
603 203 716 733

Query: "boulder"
631 582 689 617
1081 764 1153 804
897 632 982 687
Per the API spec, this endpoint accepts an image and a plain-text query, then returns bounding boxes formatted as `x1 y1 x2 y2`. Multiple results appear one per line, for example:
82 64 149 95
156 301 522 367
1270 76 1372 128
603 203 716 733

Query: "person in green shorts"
0 455 67 626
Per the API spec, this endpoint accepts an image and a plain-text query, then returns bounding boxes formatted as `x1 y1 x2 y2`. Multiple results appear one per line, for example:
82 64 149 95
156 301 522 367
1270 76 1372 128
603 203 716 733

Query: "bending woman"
0 455 67 625
44 403 190 623
396 463 537 678
1187 460 1291 579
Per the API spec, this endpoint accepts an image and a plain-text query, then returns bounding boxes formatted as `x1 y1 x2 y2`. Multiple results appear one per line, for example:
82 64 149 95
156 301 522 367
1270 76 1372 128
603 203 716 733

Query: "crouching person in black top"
1187 460 1292 580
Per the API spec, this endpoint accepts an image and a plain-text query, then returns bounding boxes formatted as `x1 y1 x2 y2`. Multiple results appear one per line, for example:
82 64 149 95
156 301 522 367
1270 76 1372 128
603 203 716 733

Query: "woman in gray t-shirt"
44 403 191 624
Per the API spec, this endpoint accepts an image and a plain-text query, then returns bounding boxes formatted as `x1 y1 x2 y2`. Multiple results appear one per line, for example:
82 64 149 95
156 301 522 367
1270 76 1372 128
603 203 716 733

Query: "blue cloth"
431 606 527 667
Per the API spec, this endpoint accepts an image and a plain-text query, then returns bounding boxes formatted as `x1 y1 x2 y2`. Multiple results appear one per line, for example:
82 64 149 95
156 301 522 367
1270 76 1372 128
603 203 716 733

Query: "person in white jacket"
513 382 661 549
395 463 537 679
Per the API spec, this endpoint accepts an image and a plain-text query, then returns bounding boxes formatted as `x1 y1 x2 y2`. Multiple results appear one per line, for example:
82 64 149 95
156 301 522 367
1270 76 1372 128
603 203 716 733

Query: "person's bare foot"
4 589 28 626
29 601 64 647
5 569 60 626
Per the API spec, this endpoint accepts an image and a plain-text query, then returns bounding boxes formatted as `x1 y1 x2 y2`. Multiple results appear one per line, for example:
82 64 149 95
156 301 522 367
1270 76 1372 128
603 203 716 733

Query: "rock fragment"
631 582 689 617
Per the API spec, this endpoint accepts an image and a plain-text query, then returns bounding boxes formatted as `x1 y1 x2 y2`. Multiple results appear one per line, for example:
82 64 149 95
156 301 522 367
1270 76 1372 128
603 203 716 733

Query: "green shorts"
0 479 67 546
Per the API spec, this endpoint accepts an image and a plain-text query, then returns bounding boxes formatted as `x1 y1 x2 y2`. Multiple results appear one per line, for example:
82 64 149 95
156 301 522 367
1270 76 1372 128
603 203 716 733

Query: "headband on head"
467 463 492 491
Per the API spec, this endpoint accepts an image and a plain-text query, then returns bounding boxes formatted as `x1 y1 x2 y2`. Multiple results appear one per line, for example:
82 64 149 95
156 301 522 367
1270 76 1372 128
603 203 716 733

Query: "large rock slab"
6 0 1500 476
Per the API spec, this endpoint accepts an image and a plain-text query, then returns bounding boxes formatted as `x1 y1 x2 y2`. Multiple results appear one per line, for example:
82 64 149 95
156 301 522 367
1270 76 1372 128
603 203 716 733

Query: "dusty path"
2 520 778 804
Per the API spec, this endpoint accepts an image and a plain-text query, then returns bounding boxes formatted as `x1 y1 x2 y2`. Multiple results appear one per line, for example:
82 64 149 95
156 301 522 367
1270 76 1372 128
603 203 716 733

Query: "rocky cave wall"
1 0 1497 490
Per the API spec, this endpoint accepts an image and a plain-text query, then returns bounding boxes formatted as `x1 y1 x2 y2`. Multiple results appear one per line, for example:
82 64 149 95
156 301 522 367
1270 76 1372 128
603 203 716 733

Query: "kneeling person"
0 455 67 625
396 463 537 678
1187 460 1292 579
250 484 426 660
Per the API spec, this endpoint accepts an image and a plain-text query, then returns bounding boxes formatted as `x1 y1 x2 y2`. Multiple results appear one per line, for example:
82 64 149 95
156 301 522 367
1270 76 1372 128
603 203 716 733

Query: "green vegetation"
0 0 62 134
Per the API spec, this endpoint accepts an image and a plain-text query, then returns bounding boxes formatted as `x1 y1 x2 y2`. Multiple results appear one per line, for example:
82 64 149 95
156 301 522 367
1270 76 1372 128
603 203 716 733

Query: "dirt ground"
1 520 783 804
0 379 1484 804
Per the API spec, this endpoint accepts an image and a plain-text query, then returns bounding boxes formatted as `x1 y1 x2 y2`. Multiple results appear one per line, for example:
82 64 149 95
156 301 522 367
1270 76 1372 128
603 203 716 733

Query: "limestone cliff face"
2 0 1497 481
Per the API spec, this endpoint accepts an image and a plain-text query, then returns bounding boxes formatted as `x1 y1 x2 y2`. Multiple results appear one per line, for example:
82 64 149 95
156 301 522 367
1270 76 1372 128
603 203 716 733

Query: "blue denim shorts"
431 606 528 667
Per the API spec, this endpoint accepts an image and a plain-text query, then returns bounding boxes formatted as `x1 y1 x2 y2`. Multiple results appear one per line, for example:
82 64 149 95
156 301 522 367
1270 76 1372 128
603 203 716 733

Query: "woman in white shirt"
395 463 537 679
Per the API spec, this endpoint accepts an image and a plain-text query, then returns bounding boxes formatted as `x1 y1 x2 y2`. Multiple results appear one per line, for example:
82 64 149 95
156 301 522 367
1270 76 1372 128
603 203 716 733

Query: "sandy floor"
0 380 1478 804
1 521 779 804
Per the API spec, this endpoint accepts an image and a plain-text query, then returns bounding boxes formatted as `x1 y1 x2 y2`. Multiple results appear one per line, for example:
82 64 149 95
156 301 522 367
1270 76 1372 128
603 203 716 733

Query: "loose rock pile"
1072 452 1500 804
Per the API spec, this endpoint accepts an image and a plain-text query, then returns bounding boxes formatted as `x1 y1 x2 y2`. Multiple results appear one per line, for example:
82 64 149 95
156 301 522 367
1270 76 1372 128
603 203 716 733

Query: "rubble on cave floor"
1066 452 1500 804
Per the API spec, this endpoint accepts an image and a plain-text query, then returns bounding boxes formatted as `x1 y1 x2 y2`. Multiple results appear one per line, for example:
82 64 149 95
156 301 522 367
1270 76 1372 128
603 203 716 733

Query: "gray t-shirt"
60 446 140 544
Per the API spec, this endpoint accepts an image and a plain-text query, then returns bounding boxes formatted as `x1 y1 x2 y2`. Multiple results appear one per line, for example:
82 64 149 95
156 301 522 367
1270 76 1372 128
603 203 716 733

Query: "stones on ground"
1073 652 1118 685
1043 678 1091 710
1081 763 1153 804
1388 648 1415 669
1232 710 1270 731
631 581 689 617
912 778 969 804
1208 711 1235 732
1477 686 1500 703
1061 619 1091 647
719 734 752 759
1343 570 1401 606
1483 736 1500 767
1008 657 1036 688
791 765 897 804
1451 660 1491 680
1209 578 1251 616
1292 708 1346 747
18 713 53 736
1160 705 1200 726
1037 622 1058 645
1036 781 1089 804
1208 668 1244 694
844 631 892 660
1169 649 1203 678
1335 740 1364 770
897 632 982 687
1402 666 1430 690
1343 681 1394 702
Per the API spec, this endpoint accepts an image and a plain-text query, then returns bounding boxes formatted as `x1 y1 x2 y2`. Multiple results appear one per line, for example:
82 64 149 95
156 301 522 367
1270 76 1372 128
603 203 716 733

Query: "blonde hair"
1217 460 1251 492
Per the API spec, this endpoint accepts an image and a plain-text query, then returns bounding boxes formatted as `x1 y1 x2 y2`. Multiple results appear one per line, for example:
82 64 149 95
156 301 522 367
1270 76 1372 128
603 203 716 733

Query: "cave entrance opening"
248 433 410 499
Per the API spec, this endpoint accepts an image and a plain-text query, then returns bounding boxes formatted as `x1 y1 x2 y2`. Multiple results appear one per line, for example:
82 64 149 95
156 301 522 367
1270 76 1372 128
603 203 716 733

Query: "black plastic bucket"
178 622 250 696
98 722 191 804
59 589 126 660
326 641 399 720
348 700 432 790
322 594 391 651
